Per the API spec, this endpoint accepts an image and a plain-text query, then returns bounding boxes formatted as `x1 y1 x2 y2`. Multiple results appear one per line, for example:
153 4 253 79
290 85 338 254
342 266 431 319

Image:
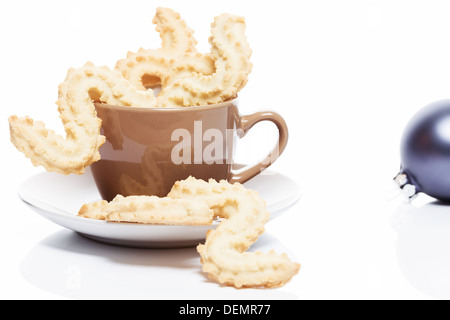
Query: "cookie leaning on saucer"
78 193 214 226
77 176 300 288
168 177 300 288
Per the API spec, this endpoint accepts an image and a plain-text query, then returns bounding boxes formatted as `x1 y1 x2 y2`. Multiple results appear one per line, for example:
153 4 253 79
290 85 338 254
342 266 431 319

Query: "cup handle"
229 111 289 184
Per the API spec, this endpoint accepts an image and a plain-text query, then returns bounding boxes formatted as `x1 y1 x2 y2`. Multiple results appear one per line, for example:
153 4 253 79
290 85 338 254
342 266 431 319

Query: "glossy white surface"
3 0 450 300
18 169 300 248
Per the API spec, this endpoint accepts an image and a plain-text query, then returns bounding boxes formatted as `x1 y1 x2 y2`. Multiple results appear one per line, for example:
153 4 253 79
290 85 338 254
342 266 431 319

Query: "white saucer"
18 168 301 248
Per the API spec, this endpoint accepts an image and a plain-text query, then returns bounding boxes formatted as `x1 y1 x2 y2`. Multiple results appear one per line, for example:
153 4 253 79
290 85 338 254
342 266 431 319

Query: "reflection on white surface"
391 200 450 299
20 229 298 300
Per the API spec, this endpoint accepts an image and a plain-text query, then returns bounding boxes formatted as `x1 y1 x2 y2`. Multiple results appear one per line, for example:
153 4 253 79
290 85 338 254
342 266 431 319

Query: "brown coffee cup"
91 98 288 201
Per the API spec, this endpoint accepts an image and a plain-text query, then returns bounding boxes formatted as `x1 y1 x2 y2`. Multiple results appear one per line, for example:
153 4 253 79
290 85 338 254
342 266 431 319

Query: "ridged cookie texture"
8 62 157 175
157 14 252 107
78 194 214 226
115 7 214 91
168 177 300 288
77 175 299 287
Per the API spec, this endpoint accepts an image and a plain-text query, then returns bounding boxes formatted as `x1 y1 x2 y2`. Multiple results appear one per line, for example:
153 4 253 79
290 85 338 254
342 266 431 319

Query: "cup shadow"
391 200 450 299
20 229 299 299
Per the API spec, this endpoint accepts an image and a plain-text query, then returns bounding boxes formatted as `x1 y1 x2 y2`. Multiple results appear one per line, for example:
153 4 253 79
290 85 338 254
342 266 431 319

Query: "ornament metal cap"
393 172 418 201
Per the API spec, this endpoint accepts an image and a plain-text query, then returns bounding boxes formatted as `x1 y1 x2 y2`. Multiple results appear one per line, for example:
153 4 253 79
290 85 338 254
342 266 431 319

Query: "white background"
2 0 450 300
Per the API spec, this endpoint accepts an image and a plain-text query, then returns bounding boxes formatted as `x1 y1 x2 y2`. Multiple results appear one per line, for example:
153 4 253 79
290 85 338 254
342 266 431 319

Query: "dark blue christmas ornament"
395 99 450 202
